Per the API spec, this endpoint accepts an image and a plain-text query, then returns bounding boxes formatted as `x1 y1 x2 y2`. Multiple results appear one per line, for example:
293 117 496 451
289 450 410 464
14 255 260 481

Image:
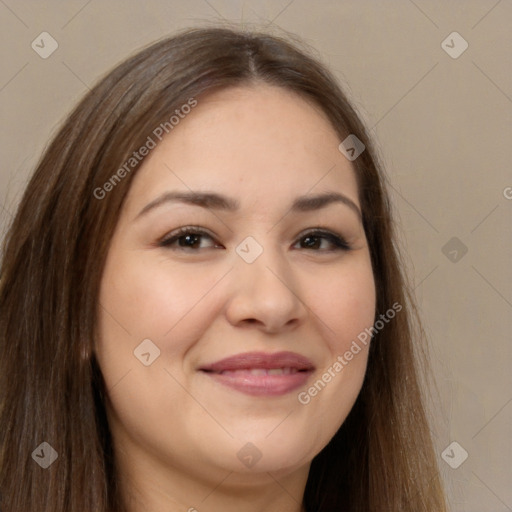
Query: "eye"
293 229 351 252
159 226 221 250
158 226 352 252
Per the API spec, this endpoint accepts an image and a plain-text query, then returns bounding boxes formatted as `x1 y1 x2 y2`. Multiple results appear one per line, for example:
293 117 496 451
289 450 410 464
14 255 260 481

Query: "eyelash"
158 226 351 252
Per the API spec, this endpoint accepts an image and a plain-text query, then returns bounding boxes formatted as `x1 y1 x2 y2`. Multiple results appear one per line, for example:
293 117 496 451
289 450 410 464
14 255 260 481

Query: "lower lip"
200 369 313 397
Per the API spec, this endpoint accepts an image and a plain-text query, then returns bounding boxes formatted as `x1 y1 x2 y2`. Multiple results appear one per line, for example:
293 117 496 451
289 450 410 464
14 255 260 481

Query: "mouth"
198 351 315 397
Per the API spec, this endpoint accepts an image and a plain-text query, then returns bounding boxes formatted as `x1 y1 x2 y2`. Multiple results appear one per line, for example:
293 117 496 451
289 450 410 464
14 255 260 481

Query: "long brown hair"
0 26 447 511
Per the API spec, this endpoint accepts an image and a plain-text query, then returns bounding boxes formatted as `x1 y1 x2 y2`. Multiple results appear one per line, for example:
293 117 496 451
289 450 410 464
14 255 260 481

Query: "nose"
224 246 308 334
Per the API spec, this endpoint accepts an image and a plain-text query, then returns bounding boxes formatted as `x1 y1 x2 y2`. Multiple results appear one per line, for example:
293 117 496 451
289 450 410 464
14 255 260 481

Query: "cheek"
298 258 375 416
96 244 376 373
95 249 229 368
94 252 228 434
314 258 376 353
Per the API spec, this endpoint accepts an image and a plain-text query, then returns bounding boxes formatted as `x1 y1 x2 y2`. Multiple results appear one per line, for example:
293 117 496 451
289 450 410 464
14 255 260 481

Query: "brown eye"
295 230 351 251
159 227 221 250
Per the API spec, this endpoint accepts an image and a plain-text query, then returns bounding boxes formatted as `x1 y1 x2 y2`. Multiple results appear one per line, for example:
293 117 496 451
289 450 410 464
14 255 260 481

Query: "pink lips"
199 351 315 397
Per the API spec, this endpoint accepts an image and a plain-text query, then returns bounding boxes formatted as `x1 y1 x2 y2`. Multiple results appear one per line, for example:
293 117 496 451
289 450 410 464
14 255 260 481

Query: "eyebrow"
135 190 362 221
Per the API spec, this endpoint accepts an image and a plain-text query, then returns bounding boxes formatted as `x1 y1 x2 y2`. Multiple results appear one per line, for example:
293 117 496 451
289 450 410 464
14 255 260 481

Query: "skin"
95 84 376 512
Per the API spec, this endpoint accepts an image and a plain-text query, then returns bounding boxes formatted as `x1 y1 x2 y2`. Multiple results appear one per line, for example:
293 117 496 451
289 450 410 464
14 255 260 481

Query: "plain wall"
1 1 511 510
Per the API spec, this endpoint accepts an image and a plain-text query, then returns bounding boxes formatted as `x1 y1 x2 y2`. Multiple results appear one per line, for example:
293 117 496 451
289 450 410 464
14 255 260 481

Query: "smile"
199 351 315 397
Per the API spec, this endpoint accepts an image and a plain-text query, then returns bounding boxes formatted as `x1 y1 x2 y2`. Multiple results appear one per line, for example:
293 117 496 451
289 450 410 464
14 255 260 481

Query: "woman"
0 26 447 511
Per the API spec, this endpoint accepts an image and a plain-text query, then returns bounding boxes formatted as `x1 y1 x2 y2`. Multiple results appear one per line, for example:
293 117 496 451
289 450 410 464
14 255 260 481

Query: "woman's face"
96 84 376 490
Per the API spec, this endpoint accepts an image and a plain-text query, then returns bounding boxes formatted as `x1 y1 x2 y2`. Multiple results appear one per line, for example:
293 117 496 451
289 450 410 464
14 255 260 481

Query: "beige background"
1 1 511 510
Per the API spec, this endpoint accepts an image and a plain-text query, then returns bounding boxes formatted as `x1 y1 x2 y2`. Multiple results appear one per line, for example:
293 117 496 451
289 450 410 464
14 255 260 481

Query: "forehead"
124 84 360 214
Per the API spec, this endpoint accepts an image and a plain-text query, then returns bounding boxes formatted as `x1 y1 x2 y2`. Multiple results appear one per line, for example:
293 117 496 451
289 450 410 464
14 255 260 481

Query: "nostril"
242 318 259 325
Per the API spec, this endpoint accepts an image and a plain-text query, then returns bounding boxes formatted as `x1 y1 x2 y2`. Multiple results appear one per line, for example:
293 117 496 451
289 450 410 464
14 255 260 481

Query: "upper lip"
199 351 315 372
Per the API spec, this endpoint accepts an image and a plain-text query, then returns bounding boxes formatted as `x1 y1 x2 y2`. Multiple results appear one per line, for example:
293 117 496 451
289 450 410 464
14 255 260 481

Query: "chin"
220 431 319 475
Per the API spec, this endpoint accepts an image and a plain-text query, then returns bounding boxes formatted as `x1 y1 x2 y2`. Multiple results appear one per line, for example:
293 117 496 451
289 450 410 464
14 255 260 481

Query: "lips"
199 351 315 397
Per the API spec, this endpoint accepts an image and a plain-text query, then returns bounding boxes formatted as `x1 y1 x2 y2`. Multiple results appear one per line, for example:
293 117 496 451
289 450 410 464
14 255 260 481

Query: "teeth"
249 369 267 376
219 368 299 376
267 368 292 375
